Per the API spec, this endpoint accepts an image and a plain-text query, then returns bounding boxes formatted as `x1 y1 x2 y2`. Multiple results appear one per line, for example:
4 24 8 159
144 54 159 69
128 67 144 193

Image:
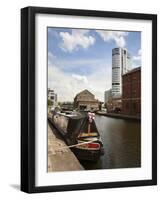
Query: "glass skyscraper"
112 47 131 97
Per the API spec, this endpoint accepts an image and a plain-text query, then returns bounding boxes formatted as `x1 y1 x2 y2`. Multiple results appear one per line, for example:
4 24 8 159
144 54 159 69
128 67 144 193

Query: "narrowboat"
48 110 104 161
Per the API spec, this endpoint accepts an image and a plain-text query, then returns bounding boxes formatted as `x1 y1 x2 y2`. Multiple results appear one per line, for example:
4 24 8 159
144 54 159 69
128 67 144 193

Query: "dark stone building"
122 67 141 116
74 89 100 111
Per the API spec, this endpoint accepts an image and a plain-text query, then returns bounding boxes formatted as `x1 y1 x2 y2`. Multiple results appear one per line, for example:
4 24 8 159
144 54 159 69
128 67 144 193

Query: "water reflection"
80 115 141 170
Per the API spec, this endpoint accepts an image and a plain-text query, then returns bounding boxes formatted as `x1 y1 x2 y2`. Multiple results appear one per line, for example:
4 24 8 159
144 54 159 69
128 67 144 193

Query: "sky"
48 28 141 102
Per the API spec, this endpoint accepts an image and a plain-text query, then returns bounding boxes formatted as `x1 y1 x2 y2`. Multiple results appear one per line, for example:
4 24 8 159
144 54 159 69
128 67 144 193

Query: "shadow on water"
80 115 141 170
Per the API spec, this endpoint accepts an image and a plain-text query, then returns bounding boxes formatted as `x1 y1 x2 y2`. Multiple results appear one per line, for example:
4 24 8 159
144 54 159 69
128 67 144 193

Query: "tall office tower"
112 48 131 97
104 89 112 103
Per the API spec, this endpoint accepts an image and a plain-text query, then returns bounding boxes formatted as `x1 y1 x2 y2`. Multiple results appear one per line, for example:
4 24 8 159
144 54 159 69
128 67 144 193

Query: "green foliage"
48 99 53 106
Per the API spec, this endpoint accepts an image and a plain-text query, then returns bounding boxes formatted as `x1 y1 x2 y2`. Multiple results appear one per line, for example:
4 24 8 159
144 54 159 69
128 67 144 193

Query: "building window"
132 90 137 97
126 102 129 109
132 103 136 111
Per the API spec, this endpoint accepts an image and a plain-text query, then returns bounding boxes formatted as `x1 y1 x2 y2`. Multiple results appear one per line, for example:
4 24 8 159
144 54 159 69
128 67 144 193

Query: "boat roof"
57 111 86 120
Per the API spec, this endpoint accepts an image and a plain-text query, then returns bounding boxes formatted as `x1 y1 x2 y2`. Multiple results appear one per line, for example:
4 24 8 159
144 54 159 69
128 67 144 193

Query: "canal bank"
47 113 141 171
96 111 141 121
48 124 84 172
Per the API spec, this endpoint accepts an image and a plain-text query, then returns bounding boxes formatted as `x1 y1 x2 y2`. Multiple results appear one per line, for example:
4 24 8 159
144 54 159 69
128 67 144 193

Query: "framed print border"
21 6 157 193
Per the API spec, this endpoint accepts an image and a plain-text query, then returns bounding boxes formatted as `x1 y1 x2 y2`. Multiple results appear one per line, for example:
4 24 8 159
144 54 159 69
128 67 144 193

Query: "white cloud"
133 56 140 61
48 29 113 101
96 31 128 47
138 49 142 56
133 49 141 61
48 64 75 101
48 61 111 102
48 64 91 102
72 74 88 84
59 29 95 52
87 63 111 101
131 49 141 69
48 52 56 65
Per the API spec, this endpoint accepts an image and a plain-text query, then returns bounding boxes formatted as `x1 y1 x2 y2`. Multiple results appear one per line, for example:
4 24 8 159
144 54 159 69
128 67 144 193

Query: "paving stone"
48 124 84 172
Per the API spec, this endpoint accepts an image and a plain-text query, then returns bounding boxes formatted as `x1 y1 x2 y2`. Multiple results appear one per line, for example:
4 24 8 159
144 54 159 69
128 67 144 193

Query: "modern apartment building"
104 89 112 103
112 48 131 97
48 88 57 107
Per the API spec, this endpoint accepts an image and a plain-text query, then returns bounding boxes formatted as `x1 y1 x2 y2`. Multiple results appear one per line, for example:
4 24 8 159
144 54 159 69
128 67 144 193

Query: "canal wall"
48 124 84 172
96 111 141 121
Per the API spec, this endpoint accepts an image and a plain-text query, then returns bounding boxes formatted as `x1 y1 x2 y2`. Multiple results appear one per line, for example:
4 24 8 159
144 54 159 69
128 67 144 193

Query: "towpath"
48 124 84 172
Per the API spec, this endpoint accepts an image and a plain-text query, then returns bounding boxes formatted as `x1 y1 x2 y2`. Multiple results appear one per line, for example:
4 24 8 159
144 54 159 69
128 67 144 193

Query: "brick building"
74 89 100 111
122 67 141 116
106 95 122 113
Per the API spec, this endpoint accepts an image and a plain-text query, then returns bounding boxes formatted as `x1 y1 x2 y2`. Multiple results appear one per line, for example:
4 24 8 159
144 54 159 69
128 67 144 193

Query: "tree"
48 99 53 107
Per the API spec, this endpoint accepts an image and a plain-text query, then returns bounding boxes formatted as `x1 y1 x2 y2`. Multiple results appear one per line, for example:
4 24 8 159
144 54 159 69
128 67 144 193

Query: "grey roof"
75 89 94 97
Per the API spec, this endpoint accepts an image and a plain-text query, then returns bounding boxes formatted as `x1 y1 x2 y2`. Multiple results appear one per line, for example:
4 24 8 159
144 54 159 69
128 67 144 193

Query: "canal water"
80 115 141 170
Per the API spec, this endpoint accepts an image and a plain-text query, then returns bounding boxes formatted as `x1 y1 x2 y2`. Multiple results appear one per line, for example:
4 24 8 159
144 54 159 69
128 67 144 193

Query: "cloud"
48 52 56 65
72 74 88 84
131 49 141 68
48 64 91 102
48 47 111 102
48 64 75 101
59 29 95 52
48 60 111 102
138 49 141 55
133 49 141 61
48 50 110 76
96 31 128 47
87 63 111 101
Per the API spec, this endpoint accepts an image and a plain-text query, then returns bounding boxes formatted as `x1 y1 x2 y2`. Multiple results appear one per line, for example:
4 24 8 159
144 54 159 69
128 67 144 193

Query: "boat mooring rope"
52 138 99 153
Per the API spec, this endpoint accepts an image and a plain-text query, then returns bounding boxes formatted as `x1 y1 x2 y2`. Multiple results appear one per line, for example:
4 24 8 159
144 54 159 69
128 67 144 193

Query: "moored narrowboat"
48 110 104 161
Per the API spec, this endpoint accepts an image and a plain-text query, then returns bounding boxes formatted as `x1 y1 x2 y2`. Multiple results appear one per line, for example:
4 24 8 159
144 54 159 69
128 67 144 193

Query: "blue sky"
48 28 141 102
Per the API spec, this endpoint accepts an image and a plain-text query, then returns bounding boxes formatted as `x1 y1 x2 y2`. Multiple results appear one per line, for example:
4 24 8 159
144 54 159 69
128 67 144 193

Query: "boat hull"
48 111 104 161
72 147 104 161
